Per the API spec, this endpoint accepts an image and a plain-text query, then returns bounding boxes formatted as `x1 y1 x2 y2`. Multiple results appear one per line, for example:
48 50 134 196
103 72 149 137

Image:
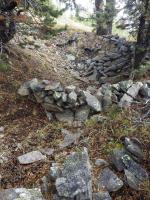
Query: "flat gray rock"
0 188 45 200
55 148 92 199
75 105 90 121
43 102 63 112
55 109 74 123
68 91 77 104
123 137 143 159
97 168 123 192
93 192 112 200
119 82 143 107
95 159 109 167
53 92 62 100
18 151 46 164
40 148 54 156
82 91 102 112
122 155 149 182
18 81 30 96
65 85 76 93
119 80 133 91
45 82 63 92
124 169 141 190
110 148 126 171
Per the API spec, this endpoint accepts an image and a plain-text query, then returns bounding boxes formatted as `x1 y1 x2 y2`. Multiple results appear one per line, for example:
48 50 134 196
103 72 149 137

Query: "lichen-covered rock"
55 148 92 199
124 169 142 190
93 192 112 200
68 91 77 104
110 148 126 171
122 155 149 184
75 105 90 121
123 137 143 159
82 91 102 112
0 188 45 200
97 168 123 192
119 82 143 107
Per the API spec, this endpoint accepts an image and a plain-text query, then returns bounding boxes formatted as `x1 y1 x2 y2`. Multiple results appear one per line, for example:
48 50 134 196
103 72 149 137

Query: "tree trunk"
105 0 115 35
95 0 107 35
134 0 150 68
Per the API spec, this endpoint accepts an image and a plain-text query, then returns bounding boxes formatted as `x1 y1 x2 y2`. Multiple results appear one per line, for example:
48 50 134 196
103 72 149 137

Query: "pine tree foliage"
121 0 150 68
0 0 63 43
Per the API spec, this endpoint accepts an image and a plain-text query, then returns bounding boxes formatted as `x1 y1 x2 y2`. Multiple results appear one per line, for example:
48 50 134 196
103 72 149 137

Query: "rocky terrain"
0 30 150 200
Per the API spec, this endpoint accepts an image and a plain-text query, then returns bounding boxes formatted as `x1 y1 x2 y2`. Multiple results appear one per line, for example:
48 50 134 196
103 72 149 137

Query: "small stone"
40 148 54 156
68 91 77 104
65 85 76 93
119 80 133 91
86 86 97 94
43 103 63 113
45 111 53 121
93 192 112 200
139 84 150 98
119 82 143 107
59 129 81 148
95 159 109 167
124 169 141 190
55 110 74 123
18 83 30 96
75 106 90 121
123 137 143 159
122 155 149 182
82 91 102 112
110 148 126 171
34 91 45 103
45 82 63 92
61 92 67 102
29 78 40 91
97 168 123 192
53 92 62 100
66 54 75 61
18 151 46 164
0 126 4 133
0 188 45 200
44 96 54 104
48 163 62 181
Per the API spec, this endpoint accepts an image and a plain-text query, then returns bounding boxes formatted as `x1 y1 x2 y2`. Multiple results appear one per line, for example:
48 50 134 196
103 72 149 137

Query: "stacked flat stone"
83 35 134 83
18 78 102 122
18 79 150 122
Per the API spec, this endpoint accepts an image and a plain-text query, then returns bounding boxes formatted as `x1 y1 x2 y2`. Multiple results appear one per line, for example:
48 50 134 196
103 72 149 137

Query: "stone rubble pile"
63 35 135 83
0 137 148 199
18 78 150 122
40 137 149 200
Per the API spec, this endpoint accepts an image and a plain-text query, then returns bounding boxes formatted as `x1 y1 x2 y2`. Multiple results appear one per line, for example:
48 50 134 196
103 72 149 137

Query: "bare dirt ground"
0 31 150 199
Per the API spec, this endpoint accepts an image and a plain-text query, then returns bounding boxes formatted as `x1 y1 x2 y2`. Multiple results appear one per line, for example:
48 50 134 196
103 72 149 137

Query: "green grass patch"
0 57 10 72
